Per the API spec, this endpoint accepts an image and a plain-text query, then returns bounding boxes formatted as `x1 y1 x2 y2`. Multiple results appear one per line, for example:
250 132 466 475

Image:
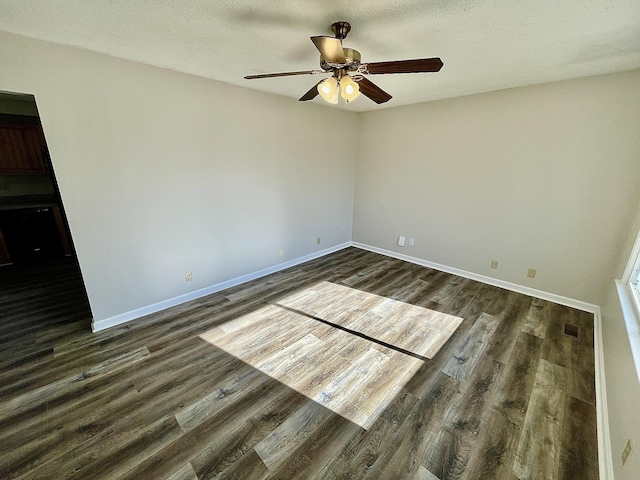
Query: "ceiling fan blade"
245 70 324 80
310 36 346 64
299 80 323 101
354 76 392 104
362 58 443 75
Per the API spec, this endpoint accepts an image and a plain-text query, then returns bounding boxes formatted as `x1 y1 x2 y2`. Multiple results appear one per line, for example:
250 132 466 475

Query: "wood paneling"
0 119 47 174
0 248 599 479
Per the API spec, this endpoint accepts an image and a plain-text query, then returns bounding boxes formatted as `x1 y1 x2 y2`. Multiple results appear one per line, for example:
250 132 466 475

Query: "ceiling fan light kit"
245 21 443 106
318 76 339 103
316 72 361 104
340 75 360 103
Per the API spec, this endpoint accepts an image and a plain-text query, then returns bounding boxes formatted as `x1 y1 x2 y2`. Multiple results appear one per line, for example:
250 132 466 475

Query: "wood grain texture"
492 332 544 426
0 248 598 479
513 359 568 480
425 356 505 479
464 410 521 480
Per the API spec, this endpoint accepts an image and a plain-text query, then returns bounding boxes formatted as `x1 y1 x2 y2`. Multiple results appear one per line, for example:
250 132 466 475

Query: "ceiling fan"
244 21 443 105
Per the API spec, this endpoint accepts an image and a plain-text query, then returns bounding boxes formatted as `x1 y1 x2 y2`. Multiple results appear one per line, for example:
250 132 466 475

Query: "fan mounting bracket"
331 21 351 40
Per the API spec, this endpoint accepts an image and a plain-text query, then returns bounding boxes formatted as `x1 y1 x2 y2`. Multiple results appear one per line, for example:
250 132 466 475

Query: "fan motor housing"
320 47 361 71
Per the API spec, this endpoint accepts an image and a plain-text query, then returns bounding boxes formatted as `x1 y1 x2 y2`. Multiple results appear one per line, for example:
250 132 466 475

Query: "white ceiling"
1 0 639 112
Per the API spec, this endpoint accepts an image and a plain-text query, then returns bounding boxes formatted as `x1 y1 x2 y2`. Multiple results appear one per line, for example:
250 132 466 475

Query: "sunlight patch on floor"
200 282 462 429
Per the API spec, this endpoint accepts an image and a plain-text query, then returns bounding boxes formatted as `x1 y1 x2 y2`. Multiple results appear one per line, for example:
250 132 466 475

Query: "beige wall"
352 70 640 478
601 197 640 479
2 29 640 476
354 70 640 306
0 31 358 322
601 291 640 480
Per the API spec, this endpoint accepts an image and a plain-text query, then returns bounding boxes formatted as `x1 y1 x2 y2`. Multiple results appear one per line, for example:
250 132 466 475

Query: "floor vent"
564 323 579 338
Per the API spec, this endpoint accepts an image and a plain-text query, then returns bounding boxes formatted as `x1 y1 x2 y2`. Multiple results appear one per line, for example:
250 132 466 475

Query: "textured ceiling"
1 0 639 111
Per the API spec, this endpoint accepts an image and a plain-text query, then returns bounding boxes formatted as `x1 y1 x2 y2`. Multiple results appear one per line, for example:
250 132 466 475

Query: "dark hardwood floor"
0 247 598 479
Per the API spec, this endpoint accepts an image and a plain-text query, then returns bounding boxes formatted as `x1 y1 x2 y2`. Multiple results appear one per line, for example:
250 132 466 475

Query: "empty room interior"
1 2 639 479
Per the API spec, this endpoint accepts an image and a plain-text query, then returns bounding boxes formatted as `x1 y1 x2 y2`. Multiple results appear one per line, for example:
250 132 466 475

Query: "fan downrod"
331 21 351 40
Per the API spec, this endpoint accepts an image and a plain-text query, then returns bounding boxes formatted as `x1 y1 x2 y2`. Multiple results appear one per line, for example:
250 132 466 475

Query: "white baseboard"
352 242 600 314
91 242 351 332
593 306 614 480
352 242 611 478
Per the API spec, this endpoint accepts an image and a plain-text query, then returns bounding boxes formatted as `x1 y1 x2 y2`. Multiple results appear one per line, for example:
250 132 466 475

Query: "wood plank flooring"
201 281 463 430
0 248 598 479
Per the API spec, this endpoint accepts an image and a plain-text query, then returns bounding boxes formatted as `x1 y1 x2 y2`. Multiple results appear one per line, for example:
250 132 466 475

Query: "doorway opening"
0 90 92 331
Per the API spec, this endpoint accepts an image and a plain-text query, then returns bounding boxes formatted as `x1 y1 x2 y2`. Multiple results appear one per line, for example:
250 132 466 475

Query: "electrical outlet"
398 236 406 247
622 439 633 466
491 260 498 269
409 238 415 246
185 272 193 282
317 237 321 245
527 268 537 278
279 249 284 256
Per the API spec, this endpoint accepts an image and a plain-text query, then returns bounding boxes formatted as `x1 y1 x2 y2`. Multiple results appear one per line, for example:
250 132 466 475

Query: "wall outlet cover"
398 236 406 247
